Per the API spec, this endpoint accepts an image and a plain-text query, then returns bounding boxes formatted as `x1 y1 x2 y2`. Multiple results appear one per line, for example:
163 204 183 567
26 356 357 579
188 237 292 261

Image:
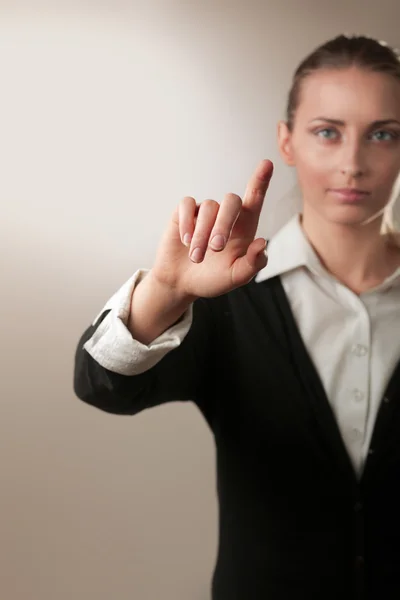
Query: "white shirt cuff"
83 269 193 376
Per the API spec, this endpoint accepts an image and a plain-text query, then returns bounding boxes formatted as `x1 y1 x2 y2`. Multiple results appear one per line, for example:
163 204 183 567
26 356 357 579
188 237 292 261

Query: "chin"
323 206 381 228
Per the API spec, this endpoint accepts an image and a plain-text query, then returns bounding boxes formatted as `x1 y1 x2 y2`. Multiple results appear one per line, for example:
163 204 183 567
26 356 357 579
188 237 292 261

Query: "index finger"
242 159 274 213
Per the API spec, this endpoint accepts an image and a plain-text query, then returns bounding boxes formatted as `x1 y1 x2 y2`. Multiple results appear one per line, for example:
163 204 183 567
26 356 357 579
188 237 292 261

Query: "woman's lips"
329 188 370 202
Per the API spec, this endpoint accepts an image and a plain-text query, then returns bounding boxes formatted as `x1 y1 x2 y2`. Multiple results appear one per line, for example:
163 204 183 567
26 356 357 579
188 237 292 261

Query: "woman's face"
278 67 400 228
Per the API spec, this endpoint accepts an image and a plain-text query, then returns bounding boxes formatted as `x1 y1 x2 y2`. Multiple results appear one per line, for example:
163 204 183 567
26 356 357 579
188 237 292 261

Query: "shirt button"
352 344 368 357
352 389 364 402
355 555 365 568
350 427 362 441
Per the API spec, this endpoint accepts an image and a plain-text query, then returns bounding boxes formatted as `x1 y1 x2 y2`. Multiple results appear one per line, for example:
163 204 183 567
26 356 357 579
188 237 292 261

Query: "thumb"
231 238 268 286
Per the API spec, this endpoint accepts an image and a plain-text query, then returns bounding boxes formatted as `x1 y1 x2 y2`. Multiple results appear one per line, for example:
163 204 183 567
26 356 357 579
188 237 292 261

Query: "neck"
300 209 400 294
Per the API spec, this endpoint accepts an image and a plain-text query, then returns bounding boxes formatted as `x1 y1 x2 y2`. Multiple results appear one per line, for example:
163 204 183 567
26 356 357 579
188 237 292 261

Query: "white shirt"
84 215 400 476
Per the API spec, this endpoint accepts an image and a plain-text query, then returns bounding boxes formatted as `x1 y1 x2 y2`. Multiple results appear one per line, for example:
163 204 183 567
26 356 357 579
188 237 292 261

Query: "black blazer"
74 276 400 600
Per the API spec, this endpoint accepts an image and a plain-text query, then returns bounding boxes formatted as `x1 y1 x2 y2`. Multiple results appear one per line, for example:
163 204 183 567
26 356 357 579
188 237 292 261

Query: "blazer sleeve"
73 289 218 422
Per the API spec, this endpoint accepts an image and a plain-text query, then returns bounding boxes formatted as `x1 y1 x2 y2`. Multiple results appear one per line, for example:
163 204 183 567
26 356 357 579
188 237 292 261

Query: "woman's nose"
339 139 369 179
340 165 364 178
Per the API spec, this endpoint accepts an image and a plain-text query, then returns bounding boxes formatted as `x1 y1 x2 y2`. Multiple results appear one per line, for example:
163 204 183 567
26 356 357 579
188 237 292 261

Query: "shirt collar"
255 213 324 282
255 213 400 288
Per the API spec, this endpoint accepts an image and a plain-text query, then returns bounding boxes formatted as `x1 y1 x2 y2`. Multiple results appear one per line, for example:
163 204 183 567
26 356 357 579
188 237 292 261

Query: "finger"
231 237 268 285
189 199 219 263
242 159 274 214
208 193 242 251
178 196 197 246
245 237 269 269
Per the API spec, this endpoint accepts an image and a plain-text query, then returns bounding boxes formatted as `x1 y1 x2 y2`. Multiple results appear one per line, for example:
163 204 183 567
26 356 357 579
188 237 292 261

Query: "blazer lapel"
266 277 358 486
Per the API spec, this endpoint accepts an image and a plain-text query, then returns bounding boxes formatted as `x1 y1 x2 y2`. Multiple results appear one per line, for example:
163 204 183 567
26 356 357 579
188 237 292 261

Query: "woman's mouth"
328 188 371 202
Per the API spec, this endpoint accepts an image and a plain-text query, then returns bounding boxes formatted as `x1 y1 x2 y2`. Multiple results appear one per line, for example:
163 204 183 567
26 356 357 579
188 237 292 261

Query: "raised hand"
151 159 273 300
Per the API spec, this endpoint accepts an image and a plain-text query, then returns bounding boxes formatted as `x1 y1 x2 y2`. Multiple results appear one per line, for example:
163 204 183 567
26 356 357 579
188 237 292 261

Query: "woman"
74 35 400 599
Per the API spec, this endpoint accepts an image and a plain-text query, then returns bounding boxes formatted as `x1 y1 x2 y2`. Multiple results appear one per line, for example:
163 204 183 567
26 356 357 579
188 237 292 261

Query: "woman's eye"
315 128 338 140
371 130 398 142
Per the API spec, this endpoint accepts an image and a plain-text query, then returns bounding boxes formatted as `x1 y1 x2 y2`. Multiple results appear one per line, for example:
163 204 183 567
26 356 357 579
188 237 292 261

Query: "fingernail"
183 233 191 246
190 247 203 263
210 234 225 250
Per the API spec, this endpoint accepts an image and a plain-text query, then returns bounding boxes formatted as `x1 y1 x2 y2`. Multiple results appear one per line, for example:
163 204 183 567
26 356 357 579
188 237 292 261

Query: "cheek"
291 135 335 191
294 152 332 191
378 158 400 188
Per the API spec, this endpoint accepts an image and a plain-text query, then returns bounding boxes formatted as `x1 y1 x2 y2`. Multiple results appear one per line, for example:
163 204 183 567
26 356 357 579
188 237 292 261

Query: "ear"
277 120 295 166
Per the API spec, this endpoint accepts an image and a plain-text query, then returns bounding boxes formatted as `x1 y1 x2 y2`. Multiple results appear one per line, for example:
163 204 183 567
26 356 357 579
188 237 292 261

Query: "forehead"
295 67 400 122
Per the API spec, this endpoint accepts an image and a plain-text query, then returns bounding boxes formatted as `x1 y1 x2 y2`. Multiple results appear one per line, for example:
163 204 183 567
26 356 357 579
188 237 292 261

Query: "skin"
129 66 400 343
278 66 400 294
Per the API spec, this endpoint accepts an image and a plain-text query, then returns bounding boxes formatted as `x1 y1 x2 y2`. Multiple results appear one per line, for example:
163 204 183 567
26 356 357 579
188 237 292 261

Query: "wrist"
146 270 198 309
127 270 196 344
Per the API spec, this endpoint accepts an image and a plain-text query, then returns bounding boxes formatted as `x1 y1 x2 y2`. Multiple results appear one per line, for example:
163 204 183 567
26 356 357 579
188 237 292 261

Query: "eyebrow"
309 117 400 127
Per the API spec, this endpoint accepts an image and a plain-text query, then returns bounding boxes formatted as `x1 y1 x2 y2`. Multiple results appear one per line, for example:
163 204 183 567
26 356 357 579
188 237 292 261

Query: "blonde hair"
381 174 400 234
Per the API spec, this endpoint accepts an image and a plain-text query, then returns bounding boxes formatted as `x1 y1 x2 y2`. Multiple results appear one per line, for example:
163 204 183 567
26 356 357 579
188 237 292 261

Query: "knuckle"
179 197 196 219
223 194 242 215
201 198 219 212
225 192 242 204
179 196 196 215
251 186 264 198
182 195 196 204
